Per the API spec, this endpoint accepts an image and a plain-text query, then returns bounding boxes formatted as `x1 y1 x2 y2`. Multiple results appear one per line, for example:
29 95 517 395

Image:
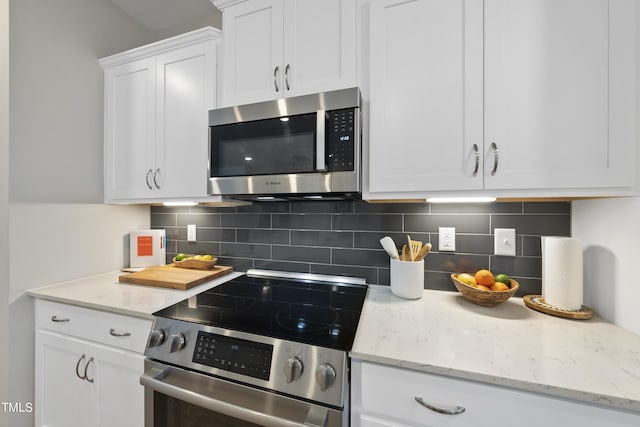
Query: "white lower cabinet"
351 361 640 427
34 300 151 427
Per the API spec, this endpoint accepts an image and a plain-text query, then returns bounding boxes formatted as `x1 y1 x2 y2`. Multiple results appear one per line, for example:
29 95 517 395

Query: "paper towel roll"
542 237 583 310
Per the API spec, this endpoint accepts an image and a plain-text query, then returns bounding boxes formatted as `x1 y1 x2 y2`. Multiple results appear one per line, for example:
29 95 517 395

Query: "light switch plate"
187 224 197 242
439 227 456 252
494 228 516 256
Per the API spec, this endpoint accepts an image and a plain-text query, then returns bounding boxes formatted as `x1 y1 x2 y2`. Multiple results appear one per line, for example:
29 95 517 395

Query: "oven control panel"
144 317 348 408
192 331 273 381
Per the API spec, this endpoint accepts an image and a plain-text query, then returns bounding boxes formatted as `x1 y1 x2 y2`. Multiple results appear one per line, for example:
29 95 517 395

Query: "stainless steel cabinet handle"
472 143 479 177
75 354 86 380
490 142 499 176
145 169 154 190
153 168 161 189
284 64 291 91
109 328 131 337
414 396 465 415
84 357 94 383
51 315 70 323
273 66 280 92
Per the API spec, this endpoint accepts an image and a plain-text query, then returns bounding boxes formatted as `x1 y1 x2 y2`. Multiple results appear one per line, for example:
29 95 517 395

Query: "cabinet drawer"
35 300 152 353
354 361 640 427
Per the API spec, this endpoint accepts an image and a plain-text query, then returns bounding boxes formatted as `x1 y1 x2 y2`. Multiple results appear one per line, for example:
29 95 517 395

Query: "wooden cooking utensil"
415 243 432 261
401 245 410 261
410 240 423 261
406 236 414 261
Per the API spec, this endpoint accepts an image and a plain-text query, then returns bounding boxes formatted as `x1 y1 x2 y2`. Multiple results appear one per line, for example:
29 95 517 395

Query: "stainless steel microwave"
208 87 361 201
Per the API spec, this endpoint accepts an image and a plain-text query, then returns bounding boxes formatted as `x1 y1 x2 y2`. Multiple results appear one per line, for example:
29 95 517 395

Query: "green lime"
494 273 511 286
175 253 187 261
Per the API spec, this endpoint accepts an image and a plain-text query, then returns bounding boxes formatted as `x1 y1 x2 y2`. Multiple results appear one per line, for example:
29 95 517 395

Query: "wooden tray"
119 264 233 290
523 295 593 320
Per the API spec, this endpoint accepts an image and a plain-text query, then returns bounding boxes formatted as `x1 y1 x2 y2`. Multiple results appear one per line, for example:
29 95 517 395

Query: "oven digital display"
192 331 273 381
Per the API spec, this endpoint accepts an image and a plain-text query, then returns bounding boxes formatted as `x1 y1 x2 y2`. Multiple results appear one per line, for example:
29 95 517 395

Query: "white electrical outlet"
439 227 456 252
494 228 516 256
187 224 197 242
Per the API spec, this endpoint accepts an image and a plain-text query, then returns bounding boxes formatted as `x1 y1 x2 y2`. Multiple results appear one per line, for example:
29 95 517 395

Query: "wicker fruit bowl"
451 273 519 307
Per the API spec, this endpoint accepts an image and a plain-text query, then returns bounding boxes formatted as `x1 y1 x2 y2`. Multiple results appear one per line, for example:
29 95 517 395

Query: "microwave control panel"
327 108 356 172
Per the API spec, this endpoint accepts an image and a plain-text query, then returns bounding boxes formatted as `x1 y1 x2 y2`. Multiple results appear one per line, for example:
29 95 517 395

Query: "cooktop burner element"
153 270 368 351
144 270 368 410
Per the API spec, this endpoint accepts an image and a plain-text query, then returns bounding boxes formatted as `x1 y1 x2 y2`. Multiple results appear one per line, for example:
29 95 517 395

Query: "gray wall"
151 201 571 297
1 0 10 423
7 1 156 426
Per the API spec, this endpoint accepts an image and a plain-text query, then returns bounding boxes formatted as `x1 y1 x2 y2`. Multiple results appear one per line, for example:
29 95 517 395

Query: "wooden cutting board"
119 264 233 290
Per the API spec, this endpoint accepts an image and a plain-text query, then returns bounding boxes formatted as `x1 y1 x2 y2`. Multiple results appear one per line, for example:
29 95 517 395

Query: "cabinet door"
368 0 483 194
484 0 637 191
220 0 284 106
104 57 156 201
92 343 145 427
36 329 146 427
155 40 217 198
283 0 356 97
35 331 97 427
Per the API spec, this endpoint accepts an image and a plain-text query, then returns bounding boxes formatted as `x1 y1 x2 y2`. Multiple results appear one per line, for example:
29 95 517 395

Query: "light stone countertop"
27 270 243 319
350 285 640 413
29 275 640 413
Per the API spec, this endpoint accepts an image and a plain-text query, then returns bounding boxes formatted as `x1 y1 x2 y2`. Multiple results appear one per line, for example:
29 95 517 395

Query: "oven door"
141 360 344 427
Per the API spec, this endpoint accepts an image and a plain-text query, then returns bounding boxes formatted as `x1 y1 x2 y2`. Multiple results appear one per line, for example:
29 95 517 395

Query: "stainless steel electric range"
140 269 368 427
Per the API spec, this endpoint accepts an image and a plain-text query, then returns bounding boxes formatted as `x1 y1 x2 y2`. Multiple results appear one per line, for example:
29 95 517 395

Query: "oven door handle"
140 367 329 427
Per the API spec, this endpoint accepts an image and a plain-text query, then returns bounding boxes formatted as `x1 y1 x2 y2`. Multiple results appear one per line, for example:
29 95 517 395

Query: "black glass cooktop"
154 273 368 351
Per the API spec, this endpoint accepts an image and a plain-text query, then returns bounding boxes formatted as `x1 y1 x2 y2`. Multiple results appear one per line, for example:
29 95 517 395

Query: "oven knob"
169 333 186 353
316 363 337 391
148 329 166 347
283 356 304 383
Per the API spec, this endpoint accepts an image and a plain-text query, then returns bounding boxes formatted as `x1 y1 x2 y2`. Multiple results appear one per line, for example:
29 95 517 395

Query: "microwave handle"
316 110 327 172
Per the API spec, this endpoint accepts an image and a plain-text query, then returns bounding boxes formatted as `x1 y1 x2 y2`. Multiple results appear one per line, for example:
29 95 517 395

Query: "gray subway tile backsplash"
151 200 571 296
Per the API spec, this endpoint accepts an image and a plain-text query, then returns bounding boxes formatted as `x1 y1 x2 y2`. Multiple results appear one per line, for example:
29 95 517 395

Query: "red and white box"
129 230 166 268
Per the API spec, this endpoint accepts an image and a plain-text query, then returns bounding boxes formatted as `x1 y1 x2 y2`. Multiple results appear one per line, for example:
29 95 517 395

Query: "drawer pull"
109 328 131 337
51 315 70 323
414 396 465 415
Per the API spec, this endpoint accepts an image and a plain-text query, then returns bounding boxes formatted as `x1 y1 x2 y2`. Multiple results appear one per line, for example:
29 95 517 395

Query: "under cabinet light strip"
427 197 496 203
162 201 198 207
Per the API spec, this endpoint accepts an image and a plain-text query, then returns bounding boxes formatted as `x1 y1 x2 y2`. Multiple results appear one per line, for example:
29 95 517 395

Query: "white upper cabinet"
103 57 157 201
216 0 357 106
367 0 637 199
368 0 483 194
101 28 220 203
483 0 637 192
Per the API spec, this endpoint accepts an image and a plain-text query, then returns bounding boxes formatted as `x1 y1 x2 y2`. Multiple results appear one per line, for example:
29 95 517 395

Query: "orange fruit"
477 284 491 291
490 282 509 292
475 269 494 286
